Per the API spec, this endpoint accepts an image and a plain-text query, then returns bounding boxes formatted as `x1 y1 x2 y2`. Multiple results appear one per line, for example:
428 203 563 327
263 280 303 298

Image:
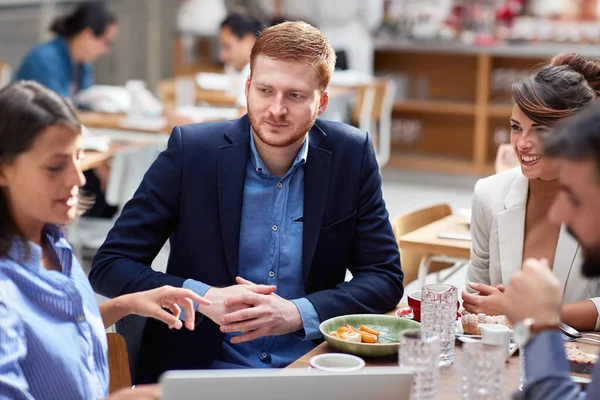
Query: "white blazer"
467 167 600 330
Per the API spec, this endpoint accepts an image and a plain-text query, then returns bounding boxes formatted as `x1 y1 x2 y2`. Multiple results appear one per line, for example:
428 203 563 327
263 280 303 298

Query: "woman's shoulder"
474 167 523 199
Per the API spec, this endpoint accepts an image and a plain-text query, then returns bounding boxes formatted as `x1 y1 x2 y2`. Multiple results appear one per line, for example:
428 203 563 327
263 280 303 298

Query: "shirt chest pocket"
291 215 304 234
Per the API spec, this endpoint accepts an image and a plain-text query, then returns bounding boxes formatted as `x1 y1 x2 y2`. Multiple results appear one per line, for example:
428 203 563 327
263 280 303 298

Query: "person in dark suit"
89 20 404 384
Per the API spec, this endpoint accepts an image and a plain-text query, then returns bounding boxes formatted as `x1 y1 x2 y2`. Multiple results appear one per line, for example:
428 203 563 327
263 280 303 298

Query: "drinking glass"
399 329 440 400
461 342 505 399
421 283 458 366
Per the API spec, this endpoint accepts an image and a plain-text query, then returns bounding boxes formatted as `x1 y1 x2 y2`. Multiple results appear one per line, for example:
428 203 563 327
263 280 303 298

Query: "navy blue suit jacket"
89 116 403 383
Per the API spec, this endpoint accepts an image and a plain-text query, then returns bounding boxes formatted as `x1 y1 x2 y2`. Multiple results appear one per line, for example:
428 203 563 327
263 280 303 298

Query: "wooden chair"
392 203 462 287
0 61 11 89
351 78 396 168
107 332 132 394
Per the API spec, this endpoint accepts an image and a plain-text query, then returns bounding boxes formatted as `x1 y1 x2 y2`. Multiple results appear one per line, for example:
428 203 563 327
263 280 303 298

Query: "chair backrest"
105 144 161 212
351 78 396 168
107 332 132 393
391 203 452 286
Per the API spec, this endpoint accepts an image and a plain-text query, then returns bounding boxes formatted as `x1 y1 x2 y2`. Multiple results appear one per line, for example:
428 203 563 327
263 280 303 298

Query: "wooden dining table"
287 309 599 399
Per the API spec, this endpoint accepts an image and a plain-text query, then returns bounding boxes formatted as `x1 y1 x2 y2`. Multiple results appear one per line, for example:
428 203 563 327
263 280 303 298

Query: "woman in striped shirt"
0 81 214 400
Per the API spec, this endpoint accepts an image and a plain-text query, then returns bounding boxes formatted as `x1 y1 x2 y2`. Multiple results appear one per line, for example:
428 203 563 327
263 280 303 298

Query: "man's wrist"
514 317 560 347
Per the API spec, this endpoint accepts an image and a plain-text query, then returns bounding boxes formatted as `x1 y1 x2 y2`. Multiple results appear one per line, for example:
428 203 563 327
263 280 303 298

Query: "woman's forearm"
98 295 130 329
561 300 599 331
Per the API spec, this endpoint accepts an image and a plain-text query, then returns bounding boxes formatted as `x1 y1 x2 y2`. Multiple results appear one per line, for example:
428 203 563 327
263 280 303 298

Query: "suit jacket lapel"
497 173 528 284
553 225 580 292
302 124 332 284
218 117 250 281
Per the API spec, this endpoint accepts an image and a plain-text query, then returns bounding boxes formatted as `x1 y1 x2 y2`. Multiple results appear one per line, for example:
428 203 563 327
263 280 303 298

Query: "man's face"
245 55 328 149
549 159 600 277
219 26 254 72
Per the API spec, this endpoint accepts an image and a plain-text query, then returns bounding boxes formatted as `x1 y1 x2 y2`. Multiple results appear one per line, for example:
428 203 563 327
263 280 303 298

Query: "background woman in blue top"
15 1 117 98
16 1 119 219
0 81 215 399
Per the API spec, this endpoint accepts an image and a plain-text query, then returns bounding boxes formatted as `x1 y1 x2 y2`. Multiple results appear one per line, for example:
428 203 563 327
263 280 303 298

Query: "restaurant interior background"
1 0 598 286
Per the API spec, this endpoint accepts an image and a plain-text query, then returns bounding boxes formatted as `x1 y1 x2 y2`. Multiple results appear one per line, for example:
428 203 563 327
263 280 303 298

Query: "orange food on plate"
360 325 381 336
330 324 383 344
330 325 361 342
360 331 378 343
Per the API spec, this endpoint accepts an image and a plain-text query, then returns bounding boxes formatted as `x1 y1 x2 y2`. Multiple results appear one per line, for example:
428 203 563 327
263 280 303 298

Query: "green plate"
319 314 421 358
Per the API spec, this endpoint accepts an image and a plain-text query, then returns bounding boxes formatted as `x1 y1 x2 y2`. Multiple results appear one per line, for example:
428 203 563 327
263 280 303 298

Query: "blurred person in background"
220 12 265 113
463 53 600 331
15 1 119 220
15 1 117 99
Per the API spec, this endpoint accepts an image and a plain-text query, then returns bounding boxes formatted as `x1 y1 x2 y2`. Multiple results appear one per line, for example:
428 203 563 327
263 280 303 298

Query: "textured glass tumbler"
398 329 440 400
518 346 525 391
461 342 505 399
421 283 458 366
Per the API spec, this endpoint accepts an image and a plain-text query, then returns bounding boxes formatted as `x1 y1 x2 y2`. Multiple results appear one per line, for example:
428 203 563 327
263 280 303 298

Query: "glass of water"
421 283 458 366
398 329 440 400
461 342 505 400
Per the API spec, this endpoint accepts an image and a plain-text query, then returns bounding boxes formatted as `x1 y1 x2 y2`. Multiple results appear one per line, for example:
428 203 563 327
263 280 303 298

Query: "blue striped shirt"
0 225 108 400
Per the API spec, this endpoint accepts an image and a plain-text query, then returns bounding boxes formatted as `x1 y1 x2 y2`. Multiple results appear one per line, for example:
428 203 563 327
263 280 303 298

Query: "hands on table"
198 276 304 344
461 282 506 315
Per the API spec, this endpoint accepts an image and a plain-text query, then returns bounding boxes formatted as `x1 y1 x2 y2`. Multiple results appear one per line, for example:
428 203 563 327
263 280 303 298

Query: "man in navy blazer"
89 21 403 383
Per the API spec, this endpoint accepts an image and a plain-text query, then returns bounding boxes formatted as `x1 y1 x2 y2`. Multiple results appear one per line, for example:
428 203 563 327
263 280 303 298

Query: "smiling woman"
463 53 600 332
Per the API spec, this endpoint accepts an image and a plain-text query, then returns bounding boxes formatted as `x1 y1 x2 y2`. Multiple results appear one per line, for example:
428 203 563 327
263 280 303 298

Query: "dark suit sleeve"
88 127 187 297
305 133 404 321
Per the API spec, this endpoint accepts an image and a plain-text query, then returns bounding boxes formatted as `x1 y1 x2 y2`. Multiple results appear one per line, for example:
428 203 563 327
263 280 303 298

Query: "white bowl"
309 353 365 372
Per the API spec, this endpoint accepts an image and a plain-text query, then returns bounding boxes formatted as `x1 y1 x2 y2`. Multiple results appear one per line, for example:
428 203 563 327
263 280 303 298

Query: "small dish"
320 314 420 358
309 353 366 372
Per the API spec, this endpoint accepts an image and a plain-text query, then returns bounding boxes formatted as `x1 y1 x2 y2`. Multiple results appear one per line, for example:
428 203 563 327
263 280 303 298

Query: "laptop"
160 367 413 400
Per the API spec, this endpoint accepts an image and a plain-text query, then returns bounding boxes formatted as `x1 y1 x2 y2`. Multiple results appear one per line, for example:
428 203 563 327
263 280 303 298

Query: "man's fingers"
224 291 263 308
221 306 263 325
247 284 277 295
496 284 506 292
236 276 255 285
230 327 267 344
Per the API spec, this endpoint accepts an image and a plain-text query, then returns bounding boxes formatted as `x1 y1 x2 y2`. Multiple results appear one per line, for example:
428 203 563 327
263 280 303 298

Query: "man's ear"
317 90 329 115
245 77 251 99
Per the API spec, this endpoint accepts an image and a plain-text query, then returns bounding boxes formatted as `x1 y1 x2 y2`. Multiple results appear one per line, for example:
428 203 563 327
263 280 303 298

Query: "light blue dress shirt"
515 330 599 399
184 130 320 368
0 225 108 400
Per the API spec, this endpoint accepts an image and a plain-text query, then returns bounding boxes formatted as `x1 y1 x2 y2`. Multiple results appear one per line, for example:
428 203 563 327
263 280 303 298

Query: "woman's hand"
108 384 161 399
461 282 505 315
121 285 211 330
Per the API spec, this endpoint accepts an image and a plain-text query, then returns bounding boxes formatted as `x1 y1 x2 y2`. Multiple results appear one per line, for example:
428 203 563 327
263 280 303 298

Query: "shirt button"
272 225 278 231
277 182 283 189
77 315 85 322
269 271 275 277
261 352 267 359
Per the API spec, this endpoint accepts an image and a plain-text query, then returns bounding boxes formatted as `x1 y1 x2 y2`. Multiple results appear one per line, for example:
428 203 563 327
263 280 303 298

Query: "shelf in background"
386 153 495 176
487 104 513 118
393 100 476 116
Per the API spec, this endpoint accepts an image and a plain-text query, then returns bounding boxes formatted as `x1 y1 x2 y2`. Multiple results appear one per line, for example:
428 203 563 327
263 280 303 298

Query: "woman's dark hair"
50 1 117 38
512 53 600 127
0 81 81 257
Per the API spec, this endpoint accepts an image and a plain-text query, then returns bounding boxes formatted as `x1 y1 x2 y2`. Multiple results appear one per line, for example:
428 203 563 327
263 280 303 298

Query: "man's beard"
248 104 318 148
567 227 600 278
